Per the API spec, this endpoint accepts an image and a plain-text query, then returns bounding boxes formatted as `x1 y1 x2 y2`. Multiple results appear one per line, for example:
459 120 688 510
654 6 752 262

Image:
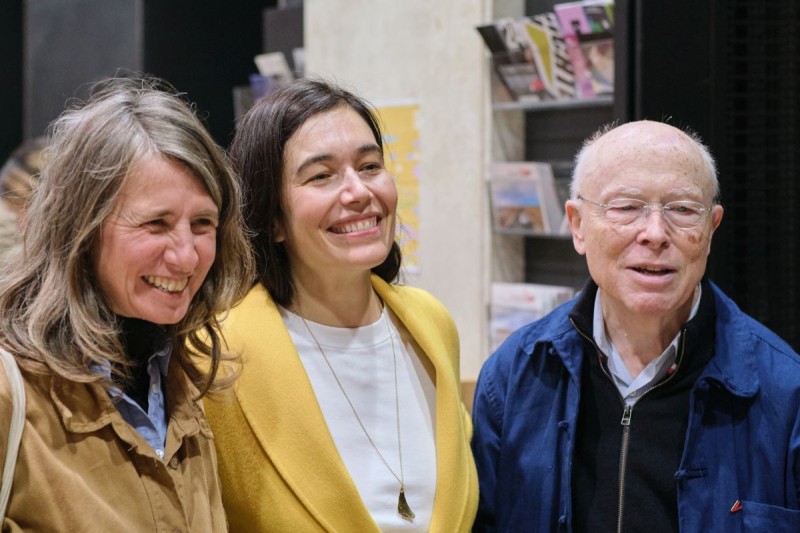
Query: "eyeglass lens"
603 199 706 228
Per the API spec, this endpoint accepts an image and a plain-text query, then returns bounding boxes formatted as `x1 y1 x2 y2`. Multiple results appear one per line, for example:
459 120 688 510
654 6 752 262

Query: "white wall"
305 0 492 380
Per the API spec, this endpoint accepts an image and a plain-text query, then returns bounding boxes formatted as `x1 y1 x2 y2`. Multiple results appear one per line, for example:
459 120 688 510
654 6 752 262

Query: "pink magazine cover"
554 2 595 98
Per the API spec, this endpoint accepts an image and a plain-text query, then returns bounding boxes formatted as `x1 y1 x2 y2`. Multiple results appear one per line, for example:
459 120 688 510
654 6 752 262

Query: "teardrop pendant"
397 486 415 522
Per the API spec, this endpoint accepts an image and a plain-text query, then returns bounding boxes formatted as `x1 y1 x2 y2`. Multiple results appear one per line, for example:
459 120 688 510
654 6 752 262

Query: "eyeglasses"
577 195 711 229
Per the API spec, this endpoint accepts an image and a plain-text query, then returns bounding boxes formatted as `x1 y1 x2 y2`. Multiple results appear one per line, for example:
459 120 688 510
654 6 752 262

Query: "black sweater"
570 279 716 533
117 316 170 410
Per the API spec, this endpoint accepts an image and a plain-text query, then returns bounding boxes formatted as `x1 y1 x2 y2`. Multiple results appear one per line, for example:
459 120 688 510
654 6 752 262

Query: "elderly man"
471 120 800 532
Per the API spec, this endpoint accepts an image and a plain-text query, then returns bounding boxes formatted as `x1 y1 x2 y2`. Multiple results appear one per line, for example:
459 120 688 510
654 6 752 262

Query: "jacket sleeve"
0 365 10 475
470 357 504 532
793 411 800 504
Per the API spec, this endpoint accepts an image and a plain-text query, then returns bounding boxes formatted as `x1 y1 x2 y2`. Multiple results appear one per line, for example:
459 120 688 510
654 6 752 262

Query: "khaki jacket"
205 277 479 532
0 354 227 532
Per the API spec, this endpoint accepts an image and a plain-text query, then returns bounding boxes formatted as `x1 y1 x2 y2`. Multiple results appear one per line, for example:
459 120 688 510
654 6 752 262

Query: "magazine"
489 282 575 353
576 0 614 95
553 1 596 98
476 19 548 102
488 161 564 235
518 13 575 100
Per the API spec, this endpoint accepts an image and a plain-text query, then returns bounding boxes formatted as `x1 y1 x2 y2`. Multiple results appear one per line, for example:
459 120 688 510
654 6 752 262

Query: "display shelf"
492 95 614 112
493 227 570 239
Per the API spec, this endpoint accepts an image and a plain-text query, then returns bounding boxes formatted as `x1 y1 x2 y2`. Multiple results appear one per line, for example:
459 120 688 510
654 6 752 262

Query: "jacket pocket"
741 500 800 532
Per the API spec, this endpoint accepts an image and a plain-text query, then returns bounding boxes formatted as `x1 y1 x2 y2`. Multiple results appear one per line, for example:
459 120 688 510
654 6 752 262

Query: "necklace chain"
299 306 415 521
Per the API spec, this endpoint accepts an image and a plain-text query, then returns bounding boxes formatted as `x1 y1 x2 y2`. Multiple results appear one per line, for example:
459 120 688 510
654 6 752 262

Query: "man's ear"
705 204 724 255
565 200 586 256
710 204 724 233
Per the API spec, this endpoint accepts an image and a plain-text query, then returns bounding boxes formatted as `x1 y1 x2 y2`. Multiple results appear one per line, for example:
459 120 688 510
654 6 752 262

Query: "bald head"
570 121 719 203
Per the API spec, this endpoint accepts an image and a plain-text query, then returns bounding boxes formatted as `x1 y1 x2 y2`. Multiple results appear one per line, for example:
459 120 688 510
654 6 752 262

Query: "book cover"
519 13 576 100
488 161 563 235
578 0 614 95
582 0 615 32
553 1 596 98
476 19 548 102
489 282 575 352
254 51 294 85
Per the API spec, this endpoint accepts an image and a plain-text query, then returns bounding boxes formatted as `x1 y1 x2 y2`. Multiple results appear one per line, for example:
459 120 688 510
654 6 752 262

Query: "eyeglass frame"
576 195 715 230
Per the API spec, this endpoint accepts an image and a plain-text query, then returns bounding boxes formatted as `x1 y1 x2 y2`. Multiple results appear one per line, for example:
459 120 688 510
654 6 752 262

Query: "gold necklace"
299 308 416 522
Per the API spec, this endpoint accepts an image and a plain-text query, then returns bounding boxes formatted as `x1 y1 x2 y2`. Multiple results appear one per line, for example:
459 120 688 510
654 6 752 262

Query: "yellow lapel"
372 277 475 531
224 285 378 531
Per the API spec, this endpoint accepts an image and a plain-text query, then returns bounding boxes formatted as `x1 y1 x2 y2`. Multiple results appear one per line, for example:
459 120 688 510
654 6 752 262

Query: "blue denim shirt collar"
94 342 172 459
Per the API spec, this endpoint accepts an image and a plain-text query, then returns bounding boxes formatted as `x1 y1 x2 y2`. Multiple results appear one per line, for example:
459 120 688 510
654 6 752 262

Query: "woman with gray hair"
0 75 252 530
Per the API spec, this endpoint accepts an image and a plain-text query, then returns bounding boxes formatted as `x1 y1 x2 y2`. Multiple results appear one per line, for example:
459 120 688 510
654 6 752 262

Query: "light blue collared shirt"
593 285 702 406
97 344 171 459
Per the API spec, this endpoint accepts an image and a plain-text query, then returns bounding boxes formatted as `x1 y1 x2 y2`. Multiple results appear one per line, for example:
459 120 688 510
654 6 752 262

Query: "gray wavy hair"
0 75 253 395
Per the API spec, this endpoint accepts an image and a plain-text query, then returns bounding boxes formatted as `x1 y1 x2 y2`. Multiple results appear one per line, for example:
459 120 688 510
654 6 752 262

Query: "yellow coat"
205 277 478 532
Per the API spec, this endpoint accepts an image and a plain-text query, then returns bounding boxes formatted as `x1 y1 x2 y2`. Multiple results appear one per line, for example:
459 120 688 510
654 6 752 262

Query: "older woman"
204 78 478 532
0 76 252 530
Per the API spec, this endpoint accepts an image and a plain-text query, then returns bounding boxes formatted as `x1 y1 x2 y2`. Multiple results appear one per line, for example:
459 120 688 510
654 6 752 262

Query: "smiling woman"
95 156 220 325
0 75 253 531
279 105 399 291
204 78 478 532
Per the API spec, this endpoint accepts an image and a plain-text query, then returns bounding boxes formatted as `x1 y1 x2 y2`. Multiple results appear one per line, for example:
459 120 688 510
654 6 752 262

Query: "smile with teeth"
144 275 189 293
330 216 378 234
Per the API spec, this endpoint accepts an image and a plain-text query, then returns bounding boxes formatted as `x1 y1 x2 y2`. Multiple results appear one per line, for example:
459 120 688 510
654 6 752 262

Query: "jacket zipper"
617 404 633 533
570 318 687 533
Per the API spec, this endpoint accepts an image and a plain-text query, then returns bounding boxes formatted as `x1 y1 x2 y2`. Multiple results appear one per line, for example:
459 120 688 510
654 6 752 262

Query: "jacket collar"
551 278 759 398
223 284 369 530
50 357 208 458
700 282 759 397
374 277 475 531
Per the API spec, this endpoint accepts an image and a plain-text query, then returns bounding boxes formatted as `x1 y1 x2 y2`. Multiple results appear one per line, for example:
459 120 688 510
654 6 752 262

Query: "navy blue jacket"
472 282 800 532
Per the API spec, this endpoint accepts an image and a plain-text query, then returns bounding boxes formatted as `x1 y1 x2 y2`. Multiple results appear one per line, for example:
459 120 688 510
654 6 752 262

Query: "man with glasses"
471 120 800 532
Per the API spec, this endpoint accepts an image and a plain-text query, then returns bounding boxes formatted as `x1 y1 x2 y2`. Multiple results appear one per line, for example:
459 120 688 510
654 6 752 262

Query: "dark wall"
625 0 800 350
21 0 276 148
24 0 142 140
143 0 276 146
0 0 23 162
263 5 304 73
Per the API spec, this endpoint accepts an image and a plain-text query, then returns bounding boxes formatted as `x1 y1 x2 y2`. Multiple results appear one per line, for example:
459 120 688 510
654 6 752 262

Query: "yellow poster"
376 102 421 273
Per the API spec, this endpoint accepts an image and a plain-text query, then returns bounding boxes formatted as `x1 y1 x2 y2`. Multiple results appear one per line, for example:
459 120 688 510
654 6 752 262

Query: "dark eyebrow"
296 154 334 175
295 143 382 175
356 143 382 156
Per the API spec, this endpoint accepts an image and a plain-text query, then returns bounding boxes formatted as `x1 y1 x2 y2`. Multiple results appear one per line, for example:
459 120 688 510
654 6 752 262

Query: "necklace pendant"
398 486 415 522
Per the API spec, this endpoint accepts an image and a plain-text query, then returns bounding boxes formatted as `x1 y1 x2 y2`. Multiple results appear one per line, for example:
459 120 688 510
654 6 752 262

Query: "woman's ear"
274 217 286 243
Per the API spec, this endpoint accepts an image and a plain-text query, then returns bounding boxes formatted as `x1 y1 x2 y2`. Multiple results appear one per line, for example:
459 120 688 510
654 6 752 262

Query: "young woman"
204 78 478 532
